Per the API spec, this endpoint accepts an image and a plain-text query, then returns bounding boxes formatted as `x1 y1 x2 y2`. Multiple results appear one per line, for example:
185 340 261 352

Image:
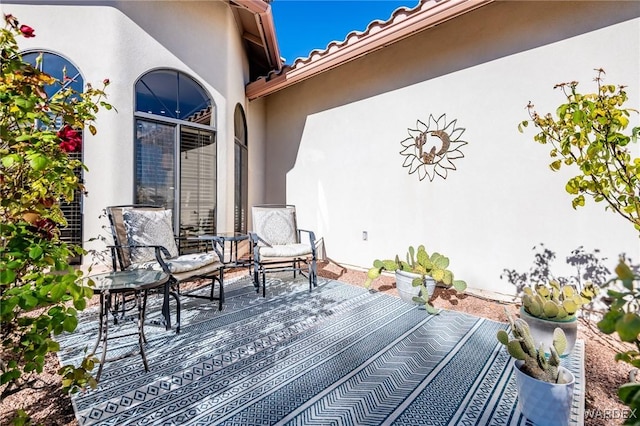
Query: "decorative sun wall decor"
400 114 468 181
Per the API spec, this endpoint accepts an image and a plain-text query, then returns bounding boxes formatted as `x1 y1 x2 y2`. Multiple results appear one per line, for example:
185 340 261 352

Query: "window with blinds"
134 70 216 249
180 127 216 236
234 105 248 234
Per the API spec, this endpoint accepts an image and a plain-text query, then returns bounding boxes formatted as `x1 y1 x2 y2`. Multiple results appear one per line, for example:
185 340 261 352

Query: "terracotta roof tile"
247 0 494 99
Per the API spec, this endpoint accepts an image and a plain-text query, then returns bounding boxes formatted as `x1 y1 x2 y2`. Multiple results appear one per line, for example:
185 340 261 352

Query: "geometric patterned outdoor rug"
56 273 585 425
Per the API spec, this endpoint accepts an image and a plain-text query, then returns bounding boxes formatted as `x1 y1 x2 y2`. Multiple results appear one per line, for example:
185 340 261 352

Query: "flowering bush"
0 12 112 416
521 70 640 424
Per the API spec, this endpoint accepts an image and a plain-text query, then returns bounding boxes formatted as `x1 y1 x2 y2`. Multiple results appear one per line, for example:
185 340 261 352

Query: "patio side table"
84 269 170 381
193 232 251 267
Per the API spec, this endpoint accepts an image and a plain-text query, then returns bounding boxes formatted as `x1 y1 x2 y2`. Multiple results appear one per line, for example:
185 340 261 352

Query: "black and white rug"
57 274 584 425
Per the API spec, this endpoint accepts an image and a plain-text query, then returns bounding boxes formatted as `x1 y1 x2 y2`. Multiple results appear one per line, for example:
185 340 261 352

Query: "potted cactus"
364 245 467 313
520 279 598 356
497 312 575 426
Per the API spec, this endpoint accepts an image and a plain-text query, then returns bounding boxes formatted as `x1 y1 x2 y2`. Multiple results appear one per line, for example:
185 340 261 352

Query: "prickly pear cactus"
363 244 468 312
497 311 569 384
521 280 599 320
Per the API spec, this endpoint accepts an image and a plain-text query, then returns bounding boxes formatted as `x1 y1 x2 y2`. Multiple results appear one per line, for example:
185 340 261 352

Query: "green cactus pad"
442 270 453 285
431 253 450 269
522 293 538 314
543 300 560 318
367 268 380 280
497 329 509 345
553 327 567 355
506 340 527 360
556 306 569 320
562 285 575 299
452 279 467 292
562 299 578 315
407 246 415 264
523 287 534 297
536 284 551 298
497 311 571 384
416 247 429 267
431 269 445 283
382 260 398 271
572 294 584 306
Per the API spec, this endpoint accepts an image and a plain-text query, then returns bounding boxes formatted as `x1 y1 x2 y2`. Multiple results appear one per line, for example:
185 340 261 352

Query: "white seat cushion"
129 252 221 274
259 243 312 258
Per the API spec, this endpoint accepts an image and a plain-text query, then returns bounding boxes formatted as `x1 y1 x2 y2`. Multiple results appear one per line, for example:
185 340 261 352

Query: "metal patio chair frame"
249 204 318 296
105 205 225 333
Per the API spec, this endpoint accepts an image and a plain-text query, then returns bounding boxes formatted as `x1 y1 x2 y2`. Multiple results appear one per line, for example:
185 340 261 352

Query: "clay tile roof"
246 0 494 100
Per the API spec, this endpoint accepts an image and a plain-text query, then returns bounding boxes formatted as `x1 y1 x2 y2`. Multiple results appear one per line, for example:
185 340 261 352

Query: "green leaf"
616 261 636 282
28 154 49 171
29 245 44 260
50 283 67 301
598 310 624 334
572 109 585 124
63 315 78 332
21 294 39 309
0 269 17 284
571 195 585 209
550 160 562 171
616 313 640 342
1 154 20 167
73 297 86 311
0 296 19 317
618 382 640 405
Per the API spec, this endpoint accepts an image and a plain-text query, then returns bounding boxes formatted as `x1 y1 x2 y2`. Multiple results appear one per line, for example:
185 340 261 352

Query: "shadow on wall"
264 0 640 202
500 242 640 306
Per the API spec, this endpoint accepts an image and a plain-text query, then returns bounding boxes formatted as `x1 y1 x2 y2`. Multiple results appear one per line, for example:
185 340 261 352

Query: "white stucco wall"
247 97 267 216
3 1 257 264
263 1 640 296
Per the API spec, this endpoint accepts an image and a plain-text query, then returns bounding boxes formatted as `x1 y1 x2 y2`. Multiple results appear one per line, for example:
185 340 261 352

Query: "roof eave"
232 0 283 71
246 0 494 100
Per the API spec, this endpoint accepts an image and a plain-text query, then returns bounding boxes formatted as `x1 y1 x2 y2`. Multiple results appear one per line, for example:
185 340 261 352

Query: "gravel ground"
0 260 633 425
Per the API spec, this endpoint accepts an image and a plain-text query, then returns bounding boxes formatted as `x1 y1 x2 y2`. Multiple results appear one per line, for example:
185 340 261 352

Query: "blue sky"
271 0 419 64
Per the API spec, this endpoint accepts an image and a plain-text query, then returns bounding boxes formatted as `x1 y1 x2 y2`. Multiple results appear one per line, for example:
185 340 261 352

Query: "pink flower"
19 24 35 38
57 125 82 153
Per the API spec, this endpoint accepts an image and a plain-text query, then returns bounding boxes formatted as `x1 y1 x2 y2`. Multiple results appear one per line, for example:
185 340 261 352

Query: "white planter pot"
520 307 577 357
395 270 436 304
514 359 575 426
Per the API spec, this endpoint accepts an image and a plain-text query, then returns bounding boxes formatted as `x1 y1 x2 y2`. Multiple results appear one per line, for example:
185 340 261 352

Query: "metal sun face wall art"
400 114 468 181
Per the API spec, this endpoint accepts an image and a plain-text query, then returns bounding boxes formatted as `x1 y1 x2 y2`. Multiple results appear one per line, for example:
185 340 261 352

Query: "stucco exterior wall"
263 1 640 295
247 97 267 218
3 1 258 263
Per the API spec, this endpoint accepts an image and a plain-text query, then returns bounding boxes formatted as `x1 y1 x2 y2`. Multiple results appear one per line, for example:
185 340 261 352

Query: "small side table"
194 232 251 268
84 270 169 381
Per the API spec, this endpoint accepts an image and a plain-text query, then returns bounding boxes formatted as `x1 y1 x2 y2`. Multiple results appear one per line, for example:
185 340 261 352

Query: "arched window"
22 51 84 263
134 70 216 241
234 104 248 234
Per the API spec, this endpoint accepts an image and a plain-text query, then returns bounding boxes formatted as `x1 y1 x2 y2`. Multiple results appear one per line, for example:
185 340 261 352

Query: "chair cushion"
129 251 221 274
123 208 180 263
252 207 297 246
259 243 312 258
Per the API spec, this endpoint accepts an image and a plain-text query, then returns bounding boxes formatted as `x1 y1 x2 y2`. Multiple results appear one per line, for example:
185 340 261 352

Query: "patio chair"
249 204 317 296
105 205 225 333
